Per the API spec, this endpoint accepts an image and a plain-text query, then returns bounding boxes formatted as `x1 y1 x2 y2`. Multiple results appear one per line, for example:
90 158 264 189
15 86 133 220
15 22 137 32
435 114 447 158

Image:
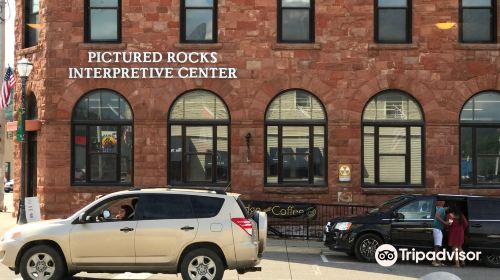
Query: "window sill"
174 43 223 50
454 43 500 50
272 43 322 50
19 45 41 56
78 43 128 50
264 186 328 194
362 187 425 195
368 42 419 50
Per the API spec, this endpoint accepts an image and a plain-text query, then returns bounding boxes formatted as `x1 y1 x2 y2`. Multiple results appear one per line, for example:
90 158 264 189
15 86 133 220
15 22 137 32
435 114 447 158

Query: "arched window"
460 91 500 186
168 90 230 186
265 89 326 186
362 90 424 187
72 89 133 185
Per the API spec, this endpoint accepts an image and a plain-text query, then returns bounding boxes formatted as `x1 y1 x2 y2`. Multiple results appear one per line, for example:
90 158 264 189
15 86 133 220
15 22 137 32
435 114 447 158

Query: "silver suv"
0 188 267 280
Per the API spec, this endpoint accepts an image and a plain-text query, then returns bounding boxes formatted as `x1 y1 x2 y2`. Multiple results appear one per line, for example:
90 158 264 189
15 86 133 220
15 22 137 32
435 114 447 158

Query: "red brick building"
13 0 500 219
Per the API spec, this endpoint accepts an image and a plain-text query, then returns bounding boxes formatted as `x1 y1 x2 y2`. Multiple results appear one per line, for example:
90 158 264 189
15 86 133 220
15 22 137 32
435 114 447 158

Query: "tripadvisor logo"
375 244 398 267
375 244 482 267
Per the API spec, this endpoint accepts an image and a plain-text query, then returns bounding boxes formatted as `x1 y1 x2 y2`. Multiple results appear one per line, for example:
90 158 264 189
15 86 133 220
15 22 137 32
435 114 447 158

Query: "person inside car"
115 205 134 220
432 200 450 267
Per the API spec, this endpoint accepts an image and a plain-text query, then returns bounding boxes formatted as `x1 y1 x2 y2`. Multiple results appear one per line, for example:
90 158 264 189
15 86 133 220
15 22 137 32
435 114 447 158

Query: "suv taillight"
231 218 253 236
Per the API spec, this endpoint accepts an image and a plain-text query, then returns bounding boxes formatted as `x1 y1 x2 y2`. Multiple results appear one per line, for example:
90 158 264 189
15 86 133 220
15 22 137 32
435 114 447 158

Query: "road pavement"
0 195 498 280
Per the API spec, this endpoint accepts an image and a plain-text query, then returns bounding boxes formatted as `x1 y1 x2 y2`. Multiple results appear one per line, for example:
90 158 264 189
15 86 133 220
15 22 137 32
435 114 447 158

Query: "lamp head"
17 57 33 78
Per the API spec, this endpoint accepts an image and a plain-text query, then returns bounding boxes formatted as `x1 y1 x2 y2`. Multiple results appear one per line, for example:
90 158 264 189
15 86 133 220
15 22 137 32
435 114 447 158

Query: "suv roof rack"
166 185 227 195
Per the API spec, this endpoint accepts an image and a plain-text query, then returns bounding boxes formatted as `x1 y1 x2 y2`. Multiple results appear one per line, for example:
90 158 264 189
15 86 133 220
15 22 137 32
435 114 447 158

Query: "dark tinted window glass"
376 0 410 43
25 0 40 48
186 0 214 6
90 9 118 40
397 198 433 220
469 199 500 220
191 196 224 218
121 126 133 184
463 9 493 42
378 9 407 42
282 10 310 41
279 0 313 42
461 0 495 43
90 154 117 181
477 157 500 184
460 127 473 185
476 128 500 154
142 195 195 219
282 0 310 7
86 0 120 42
186 10 213 41
74 126 87 183
182 0 216 42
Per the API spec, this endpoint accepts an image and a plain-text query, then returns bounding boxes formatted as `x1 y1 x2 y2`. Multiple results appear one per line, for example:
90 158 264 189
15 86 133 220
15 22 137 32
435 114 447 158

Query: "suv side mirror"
393 212 405 221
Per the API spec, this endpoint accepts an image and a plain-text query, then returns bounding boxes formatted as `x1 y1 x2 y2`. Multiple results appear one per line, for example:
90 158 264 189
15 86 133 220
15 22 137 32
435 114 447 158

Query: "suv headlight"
325 222 331 233
334 222 352 231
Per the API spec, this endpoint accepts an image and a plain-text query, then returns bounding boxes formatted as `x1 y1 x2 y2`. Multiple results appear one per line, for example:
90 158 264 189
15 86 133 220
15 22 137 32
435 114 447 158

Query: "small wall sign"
25 197 42 223
339 164 352 182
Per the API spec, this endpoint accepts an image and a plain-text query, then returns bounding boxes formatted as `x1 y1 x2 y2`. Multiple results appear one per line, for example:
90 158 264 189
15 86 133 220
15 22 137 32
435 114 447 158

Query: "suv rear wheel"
19 245 66 280
354 233 382 262
180 248 224 280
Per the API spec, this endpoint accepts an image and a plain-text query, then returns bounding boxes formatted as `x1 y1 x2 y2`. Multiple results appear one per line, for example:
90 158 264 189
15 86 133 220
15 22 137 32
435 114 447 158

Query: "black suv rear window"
469 199 500 220
191 196 225 218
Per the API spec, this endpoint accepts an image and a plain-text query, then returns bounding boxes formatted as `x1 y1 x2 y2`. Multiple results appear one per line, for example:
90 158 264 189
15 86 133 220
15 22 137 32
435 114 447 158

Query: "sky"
4 0 14 68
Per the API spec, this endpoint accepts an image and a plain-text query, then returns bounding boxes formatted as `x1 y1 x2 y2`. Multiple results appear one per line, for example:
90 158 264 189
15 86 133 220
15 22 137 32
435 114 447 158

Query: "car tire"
483 254 500 267
20 245 67 280
354 233 382 262
180 248 225 280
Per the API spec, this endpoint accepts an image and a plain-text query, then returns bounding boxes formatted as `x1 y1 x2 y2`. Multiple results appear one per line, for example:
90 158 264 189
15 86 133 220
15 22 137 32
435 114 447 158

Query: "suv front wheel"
19 245 66 280
180 248 224 280
354 233 382 262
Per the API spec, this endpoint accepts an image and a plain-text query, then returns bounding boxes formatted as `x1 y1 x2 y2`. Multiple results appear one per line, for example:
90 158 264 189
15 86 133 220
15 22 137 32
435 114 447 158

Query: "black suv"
324 194 500 267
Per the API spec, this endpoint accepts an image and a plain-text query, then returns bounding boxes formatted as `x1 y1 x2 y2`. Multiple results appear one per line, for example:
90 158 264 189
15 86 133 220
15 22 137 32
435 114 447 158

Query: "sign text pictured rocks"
69 51 237 79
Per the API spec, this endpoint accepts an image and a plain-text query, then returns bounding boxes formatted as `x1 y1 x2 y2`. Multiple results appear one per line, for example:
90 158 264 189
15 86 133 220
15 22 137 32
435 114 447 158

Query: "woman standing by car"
447 207 469 268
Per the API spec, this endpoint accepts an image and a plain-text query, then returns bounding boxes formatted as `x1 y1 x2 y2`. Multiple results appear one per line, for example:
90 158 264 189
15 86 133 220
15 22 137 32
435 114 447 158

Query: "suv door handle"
181 226 195 231
471 224 482 228
120 227 134 232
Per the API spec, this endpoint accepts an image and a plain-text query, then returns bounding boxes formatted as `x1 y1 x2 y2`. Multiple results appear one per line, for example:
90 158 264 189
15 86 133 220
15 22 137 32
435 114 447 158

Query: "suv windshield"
368 196 412 214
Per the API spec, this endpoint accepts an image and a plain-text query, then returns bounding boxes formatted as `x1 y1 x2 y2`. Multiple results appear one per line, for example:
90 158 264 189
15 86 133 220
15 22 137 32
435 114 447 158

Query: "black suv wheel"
354 233 382 262
20 245 67 280
180 248 224 280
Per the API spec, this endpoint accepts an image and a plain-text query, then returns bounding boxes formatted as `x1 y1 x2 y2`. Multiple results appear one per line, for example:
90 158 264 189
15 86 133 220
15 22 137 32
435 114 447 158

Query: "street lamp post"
16 57 33 225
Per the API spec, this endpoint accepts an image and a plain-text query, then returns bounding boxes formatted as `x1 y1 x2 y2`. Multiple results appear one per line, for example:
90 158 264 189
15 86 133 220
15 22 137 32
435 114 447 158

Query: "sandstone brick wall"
13 0 500 218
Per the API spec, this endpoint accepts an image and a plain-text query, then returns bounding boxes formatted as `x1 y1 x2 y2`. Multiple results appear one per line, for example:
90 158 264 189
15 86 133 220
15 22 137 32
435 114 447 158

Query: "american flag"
1 67 15 110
